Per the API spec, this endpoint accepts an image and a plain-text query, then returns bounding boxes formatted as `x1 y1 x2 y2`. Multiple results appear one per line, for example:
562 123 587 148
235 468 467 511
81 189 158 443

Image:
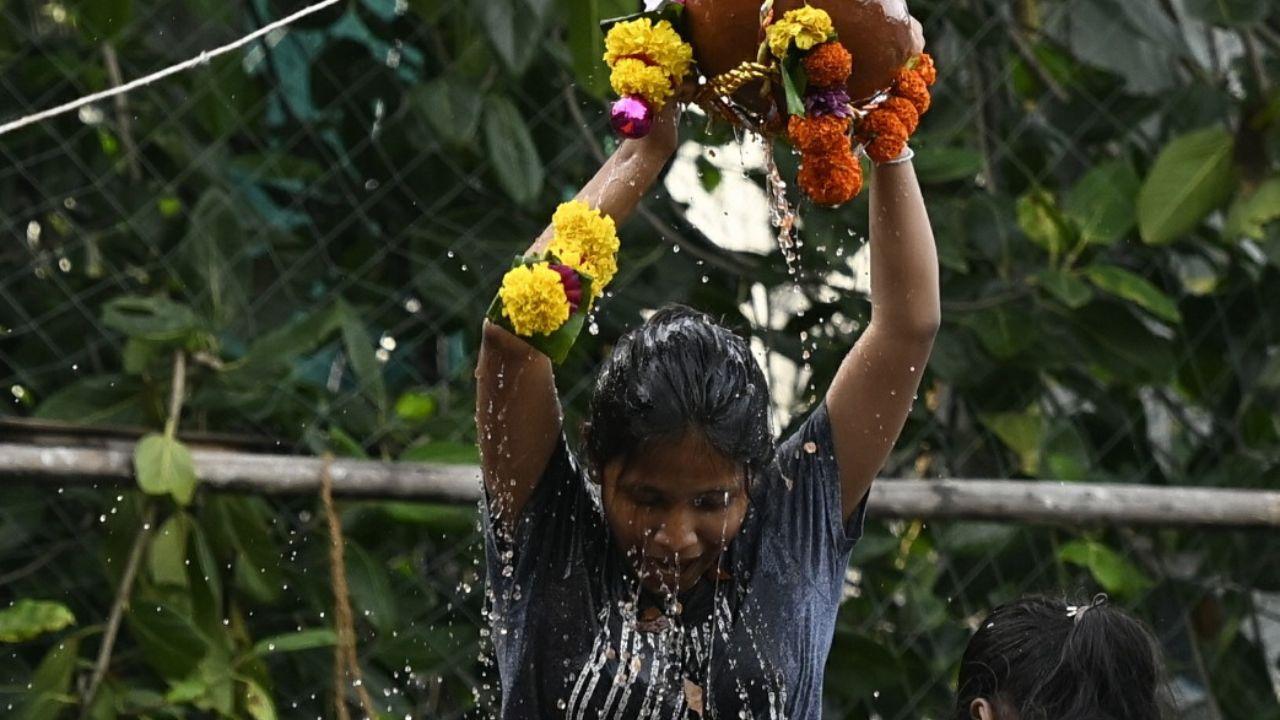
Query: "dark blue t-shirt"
482 402 866 719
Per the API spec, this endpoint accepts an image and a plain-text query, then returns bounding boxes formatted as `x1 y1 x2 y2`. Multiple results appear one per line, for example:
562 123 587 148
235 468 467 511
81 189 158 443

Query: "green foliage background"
1 0 1279 717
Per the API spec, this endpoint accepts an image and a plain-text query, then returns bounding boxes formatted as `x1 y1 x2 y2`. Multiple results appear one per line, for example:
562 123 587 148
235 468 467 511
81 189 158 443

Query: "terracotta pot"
683 0 916 116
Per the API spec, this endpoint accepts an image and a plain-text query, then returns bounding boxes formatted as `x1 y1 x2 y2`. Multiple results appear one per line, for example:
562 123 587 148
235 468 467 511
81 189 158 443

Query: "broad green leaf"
981 407 1044 475
134 434 199 506
188 522 223 636
338 302 388 415
1058 539 1153 599
147 513 191 588
165 652 235 715
1065 160 1139 245
410 75 484 148
127 601 211 680
565 0 608 97
394 390 437 422
102 296 203 344
1037 269 1094 309
483 94 544 206
1043 421 1092 481
248 628 337 658
1083 265 1182 323
1137 127 1235 245
1224 177 1280 240
0 600 76 643
204 497 284 606
35 374 151 426
480 0 542 73
345 541 398 633
122 338 164 375
19 637 80 720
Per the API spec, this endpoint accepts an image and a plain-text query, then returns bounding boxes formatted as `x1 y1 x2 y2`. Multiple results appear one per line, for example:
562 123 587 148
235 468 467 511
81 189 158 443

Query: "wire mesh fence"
2 0 1279 718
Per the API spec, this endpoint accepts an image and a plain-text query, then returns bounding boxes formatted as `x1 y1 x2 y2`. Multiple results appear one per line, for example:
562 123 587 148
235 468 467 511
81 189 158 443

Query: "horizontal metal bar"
2 442 1278 527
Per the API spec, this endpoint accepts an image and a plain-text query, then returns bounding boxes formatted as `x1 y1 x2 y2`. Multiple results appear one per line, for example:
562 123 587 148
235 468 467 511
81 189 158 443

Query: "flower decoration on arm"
487 200 619 363
604 10 694 139
856 53 937 163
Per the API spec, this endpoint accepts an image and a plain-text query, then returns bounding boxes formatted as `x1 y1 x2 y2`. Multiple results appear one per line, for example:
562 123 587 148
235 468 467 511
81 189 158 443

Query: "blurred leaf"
564 0 608 97
483 94 545 206
960 305 1037 359
480 0 543 73
346 541 398 633
127 601 211 681
147 513 191 588
338 302 388 416
78 0 131 40
1083 265 1182 323
1037 269 1094 308
18 636 80 720
35 375 151 426
1137 127 1235 245
394 390 437 422
1017 189 1074 258
242 679 277 720
400 439 481 464
1224 176 1280 240
180 189 250 329
1183 0 1267 26
248 628 337 658
913 146 983 184
134 434 198 506
377 502 477 534
1058 539 1153 599
0 600 76 643
410 74 485 148
981 407 1044 475
1065 160 1139 246
102 296 203 344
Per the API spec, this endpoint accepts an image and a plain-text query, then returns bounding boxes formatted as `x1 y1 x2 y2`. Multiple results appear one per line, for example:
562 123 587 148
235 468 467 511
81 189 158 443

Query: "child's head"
955 595 1164 720
583 304 772 594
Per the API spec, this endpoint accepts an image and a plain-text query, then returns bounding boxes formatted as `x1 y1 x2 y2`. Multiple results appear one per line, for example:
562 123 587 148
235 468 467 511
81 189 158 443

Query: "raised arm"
477 103 682 531
826 152 940 522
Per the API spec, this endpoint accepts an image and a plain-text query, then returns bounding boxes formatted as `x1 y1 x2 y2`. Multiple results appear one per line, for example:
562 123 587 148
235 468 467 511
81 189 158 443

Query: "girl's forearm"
527 107 679 255
867 157 941 338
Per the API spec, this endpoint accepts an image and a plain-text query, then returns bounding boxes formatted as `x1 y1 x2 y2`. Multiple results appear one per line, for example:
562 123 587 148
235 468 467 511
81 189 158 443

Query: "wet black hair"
954 595 1165 720
582 304 773 484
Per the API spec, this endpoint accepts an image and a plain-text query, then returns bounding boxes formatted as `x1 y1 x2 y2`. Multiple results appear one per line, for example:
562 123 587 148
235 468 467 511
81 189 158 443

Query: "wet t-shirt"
482 403 866 719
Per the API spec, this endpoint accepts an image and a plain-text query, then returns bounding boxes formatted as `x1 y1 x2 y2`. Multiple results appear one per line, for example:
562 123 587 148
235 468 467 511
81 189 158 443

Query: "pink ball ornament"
610 96 654 139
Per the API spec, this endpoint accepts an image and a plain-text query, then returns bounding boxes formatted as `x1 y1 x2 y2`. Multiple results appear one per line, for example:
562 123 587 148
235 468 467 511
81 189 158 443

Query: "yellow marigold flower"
604 18 693 81
498 263 571 336
766 6 836 59
549 200 620 292
610 59 675 108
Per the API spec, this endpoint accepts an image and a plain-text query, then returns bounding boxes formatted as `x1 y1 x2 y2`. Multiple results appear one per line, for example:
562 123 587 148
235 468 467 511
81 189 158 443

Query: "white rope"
0 0 343 138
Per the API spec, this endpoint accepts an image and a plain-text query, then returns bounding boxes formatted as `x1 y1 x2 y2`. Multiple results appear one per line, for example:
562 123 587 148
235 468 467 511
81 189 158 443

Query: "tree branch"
79 502 156 717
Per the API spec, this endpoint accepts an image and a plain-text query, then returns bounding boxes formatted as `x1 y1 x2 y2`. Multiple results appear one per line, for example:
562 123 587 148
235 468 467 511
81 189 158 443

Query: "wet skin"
599 432 749 595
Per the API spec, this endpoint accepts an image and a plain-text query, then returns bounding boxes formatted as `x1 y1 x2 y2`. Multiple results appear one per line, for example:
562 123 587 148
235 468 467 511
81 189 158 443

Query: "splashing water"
760 135 801 278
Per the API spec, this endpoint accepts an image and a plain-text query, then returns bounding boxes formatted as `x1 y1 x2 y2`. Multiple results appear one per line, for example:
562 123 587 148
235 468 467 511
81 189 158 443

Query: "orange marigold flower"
798 153 863 206
892 68 931 115
880 96 919 135
913 53 938 86
857 109 908 164
803 41 853 88
787 114 851 155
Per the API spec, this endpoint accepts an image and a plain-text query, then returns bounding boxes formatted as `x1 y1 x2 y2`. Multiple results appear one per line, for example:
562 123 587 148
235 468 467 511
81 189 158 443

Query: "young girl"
956 595 1166 720
475 74 938 718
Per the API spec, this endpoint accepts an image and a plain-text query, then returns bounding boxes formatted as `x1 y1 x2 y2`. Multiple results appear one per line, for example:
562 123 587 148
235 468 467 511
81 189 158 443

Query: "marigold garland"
802 41 853 89
912 52 938 86
856 108 908 164
797 155 863 207
498 263 573 337
547 200 620 293
880 96 920 135
787 114 852 155
603 16 694 138
892 68 931 115
765 6 836 59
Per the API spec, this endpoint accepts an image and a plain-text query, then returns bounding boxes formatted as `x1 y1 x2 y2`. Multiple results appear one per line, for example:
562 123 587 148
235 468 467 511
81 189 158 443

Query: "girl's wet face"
599 431 749 595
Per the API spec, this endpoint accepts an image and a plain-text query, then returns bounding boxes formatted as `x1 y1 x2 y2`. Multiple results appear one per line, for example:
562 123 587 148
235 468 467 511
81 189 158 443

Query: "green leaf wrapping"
486 255 596 365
